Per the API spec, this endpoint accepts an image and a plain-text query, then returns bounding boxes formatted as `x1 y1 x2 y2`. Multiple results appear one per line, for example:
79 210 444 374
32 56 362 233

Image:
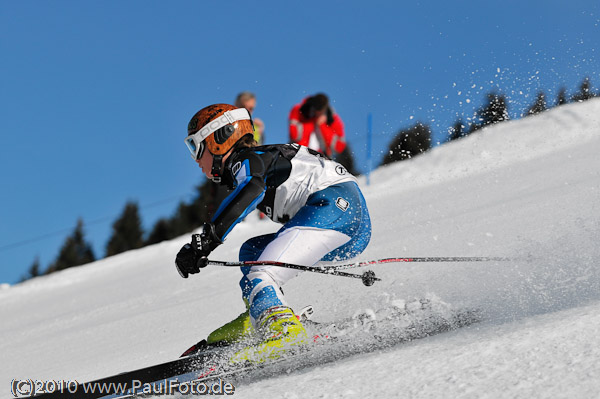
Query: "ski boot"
229 306 308 364
206 309 254 346
180 308 254 357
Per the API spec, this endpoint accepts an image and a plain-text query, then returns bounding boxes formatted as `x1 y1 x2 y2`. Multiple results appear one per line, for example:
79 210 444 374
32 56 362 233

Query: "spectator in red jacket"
289 93 346 157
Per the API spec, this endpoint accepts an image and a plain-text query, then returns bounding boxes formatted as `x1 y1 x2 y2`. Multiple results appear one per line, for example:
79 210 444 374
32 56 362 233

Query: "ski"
32 299 480 398
123 348 312 398
31 308 316 398
157 298 483 394
30 347 234 399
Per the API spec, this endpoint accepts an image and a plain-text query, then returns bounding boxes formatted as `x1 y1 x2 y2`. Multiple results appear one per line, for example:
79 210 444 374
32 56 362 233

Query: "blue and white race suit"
212 144 371 325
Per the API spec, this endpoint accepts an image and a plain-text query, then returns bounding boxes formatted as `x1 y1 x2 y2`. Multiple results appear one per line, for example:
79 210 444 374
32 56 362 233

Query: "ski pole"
207 256 509 286
207 260 380 286
324 256 512 271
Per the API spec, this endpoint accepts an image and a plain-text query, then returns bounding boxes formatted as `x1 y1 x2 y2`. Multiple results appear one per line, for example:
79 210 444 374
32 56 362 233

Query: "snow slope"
2 99 600 398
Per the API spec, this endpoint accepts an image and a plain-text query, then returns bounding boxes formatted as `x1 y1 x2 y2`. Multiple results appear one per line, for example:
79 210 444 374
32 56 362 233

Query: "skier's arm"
211 153 267 240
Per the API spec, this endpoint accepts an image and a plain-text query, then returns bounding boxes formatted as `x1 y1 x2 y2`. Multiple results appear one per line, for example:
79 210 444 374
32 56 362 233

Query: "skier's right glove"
175 223 222 278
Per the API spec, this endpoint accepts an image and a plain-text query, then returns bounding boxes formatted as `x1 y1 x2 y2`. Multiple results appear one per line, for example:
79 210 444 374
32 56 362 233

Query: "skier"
175 103 371 362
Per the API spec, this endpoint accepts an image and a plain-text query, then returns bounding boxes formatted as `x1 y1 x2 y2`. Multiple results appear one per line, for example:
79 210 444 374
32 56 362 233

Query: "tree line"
20 77 598 282
21 182 231 282
381 77 597 165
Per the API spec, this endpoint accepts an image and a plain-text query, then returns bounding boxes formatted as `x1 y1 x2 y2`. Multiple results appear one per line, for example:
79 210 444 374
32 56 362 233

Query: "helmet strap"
211 154 224 183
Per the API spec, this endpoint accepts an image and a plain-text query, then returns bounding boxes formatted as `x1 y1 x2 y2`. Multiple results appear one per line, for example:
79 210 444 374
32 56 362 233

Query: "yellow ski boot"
206 309 254 346
180 307 255 357
229 306 308 364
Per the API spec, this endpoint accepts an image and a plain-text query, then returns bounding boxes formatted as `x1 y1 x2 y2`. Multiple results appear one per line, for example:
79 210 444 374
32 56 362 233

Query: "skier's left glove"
175 223 222 278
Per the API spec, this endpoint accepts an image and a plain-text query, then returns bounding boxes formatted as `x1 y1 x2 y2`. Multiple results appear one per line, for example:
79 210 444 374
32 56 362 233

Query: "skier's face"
196 148 213 178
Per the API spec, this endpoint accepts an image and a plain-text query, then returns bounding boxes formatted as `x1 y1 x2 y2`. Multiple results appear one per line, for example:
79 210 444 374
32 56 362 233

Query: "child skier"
175 103 371 362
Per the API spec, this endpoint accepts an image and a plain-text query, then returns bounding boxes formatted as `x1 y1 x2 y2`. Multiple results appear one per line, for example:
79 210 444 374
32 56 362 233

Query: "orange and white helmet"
185 104 254 159
185 104 254 182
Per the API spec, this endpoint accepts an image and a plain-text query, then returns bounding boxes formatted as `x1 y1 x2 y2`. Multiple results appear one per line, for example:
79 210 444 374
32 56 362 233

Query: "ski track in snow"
1 99 600 399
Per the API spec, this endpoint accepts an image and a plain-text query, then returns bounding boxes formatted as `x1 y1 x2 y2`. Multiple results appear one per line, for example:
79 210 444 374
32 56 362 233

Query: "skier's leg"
223 182 372 353
241 182 371 332
240 226 350 324
230 226 353 362
204 233 277 346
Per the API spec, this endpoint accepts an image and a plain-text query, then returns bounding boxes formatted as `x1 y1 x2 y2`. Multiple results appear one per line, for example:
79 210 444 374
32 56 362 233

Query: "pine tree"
448 120 466 141
334 144 360 176
145 218 172 245
381 123 431 166
470 93 509 133
20 256 41 282
200 180 229 221
106 201 144 257
525 92 547 116
146 177 228 245
46 219 95 273
166 179 227 238
168 201 198 238
571 78 595 103
556 87 568 106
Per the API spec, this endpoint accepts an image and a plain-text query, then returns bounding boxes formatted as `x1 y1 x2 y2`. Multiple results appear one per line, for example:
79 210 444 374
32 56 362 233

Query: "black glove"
175 223 222 278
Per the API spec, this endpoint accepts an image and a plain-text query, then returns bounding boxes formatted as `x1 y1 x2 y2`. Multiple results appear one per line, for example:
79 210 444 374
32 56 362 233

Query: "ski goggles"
184 108 251 160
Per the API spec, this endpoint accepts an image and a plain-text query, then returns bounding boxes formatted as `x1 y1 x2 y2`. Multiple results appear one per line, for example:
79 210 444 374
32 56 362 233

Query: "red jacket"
288 99 346 157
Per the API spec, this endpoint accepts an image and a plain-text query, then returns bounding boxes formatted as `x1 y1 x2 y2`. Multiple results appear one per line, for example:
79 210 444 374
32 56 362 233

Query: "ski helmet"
185 104 254 182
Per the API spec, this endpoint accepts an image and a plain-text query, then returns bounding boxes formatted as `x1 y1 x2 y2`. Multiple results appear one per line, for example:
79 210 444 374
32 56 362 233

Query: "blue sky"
1 0 598 284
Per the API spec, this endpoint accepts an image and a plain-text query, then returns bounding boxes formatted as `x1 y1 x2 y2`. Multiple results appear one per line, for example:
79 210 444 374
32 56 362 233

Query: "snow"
2 99 600 398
